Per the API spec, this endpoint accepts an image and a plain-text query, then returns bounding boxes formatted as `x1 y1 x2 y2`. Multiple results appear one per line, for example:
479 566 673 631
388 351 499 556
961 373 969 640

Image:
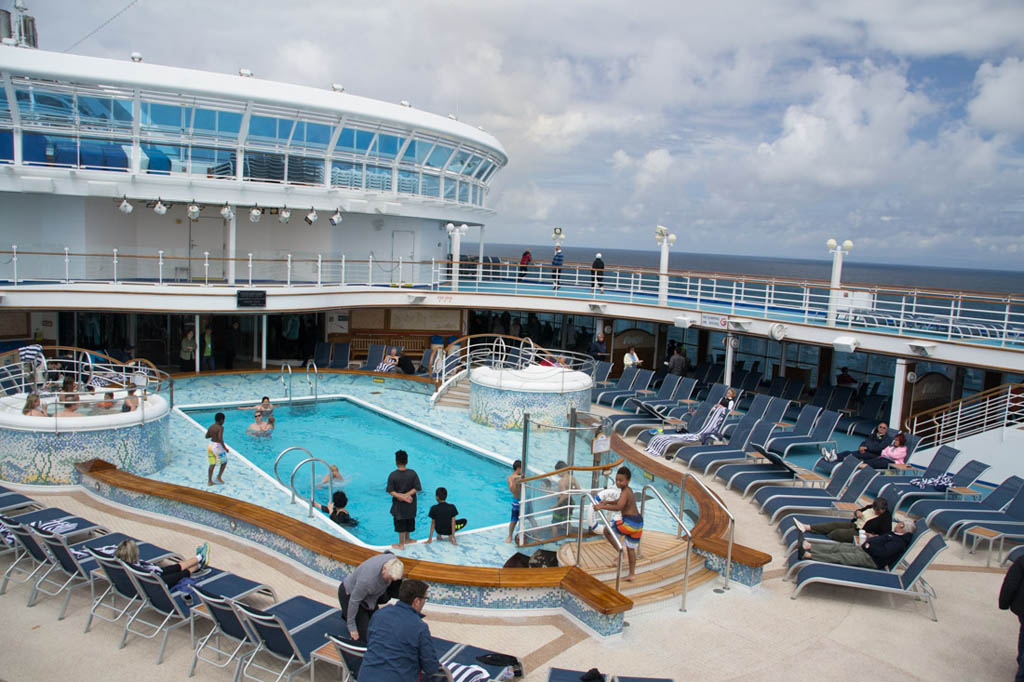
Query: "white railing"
907 383 1024 449
2 248 1023 350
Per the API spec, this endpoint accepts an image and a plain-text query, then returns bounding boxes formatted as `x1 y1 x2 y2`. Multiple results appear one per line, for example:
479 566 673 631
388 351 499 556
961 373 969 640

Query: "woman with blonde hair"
114 538 210 589
22 393 45 416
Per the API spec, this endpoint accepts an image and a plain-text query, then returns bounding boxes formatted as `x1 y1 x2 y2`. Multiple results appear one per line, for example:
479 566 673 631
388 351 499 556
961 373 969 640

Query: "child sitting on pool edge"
425 487 466 545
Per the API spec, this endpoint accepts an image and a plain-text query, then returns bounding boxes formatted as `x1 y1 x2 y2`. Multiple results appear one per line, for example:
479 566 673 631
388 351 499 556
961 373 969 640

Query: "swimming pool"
183 397 513 546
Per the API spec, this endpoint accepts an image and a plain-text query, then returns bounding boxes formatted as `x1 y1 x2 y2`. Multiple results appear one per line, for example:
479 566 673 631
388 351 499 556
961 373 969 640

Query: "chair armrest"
832 502 860 511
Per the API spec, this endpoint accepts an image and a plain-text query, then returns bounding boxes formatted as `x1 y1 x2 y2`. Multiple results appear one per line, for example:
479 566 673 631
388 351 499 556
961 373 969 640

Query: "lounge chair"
763 405 821 453
790 534 948 621
610 399 677 435
825 386 855 412
635 399 715 447
606 369 655 408
778 485 904 550
329 342 350 370
780 378 805 403
864 443 956 496
235 595 345 682
765 375 788 397
620 374 682 414
81 536 176 634
190 586 263 679
325 633 366 682
878 459 990 513
838 394 886 434
312 342 332 368
721 393 771 436
759 465 878 523
363 344 386 371
715 444 803 496
1007 545 1024 566
442 642 521 681
931 486 1024 540
0 506 102 560
767 410 841 459
907 475 1023 521
593 367 640 404
29 525 116 620
673 414 763 473
0 512 108 597
0 491 40 515
738 370 762 395
591 360 613 387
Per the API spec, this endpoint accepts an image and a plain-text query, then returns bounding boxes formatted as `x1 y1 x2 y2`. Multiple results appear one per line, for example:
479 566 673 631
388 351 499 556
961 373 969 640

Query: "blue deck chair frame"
235 596 345 682
608 369 655 408
312 342 332 368
908 475 1023 521
30 524 113 620
594 367 640 404
621 374 682 414
82 537 175 634
329 342 350 369
0 510 103 593
879 459 990 513
326 633 366 682
767 408 837 458
764 404 820 451
363 344 386 371
865 443 957 496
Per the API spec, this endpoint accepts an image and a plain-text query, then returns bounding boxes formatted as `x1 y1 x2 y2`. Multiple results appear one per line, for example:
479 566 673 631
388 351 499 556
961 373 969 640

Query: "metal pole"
10 244 16 285
287 254 292 287
317 254 322 287
113 248 118 283
261 314 268 370
64 247 70 283
194 314 200 373
248 253 253 287
158 250 164 285
517 413 530 546
203 251 209 287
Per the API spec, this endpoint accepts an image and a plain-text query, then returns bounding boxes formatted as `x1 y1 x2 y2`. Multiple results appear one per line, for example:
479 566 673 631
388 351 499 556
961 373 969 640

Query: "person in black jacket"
800 519 915 568
999 553 1024 682
591 253 605 292
829 422 893 463
793 496 892 543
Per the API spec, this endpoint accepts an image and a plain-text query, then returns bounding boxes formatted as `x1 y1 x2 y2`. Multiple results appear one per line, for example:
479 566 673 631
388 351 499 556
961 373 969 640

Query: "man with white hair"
591 252 605 292
798 518 916 569
338 553 405 642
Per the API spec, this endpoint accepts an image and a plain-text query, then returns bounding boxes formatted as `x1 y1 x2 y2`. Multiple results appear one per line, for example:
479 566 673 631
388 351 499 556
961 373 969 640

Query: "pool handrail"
288 456 334 518
305 360 319 402
280 362 292 404
577 490 624 592
639 483 692 612
682 471 735 590
273 445 316 500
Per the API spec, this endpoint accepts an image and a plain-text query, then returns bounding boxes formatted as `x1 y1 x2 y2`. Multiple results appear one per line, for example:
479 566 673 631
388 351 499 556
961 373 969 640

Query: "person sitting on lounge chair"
823 422 892 463
799 518 915 569
114 538 210 590
376 347 400 373
861 431 908 470
793 496 892 543
645 389 736 458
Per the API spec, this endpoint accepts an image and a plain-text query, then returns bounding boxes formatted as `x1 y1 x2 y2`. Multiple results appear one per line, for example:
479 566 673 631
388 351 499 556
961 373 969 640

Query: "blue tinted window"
474 159 491 179
77 96 133 128
355 130 374 152
142 102 187 132
192 108 242 138
79 139 129 170
482 163 499 182
292 121 330 148
458 181 469 203
249 115 294 143
0 130 12 162
449 150 470 172
425 144 453 168
471 185 479 205
402 139 434 164
370 133 401 159
244 151 285 181
142 143 185 174
331 160 362 188
21 132 78 166
462 155 482 177
191 147 235 177
397 170 418 194
16 89 74 124
421 174 440 197
336 128 374 153
365 165 392 191
444 175 457 200
287 155 324 184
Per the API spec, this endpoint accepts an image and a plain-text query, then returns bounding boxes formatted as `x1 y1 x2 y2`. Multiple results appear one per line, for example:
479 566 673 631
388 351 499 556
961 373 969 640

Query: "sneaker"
197 542 210 568
820 446 836 463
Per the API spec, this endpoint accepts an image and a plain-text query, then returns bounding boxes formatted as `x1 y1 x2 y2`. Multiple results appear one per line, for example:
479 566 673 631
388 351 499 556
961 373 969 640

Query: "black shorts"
394 517 415 533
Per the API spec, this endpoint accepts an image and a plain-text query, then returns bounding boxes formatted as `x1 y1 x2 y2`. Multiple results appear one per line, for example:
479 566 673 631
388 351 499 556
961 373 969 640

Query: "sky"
15 1 1024 269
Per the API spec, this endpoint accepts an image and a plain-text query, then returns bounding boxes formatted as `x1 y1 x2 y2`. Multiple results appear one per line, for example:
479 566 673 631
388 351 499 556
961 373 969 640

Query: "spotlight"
278 206 291 224
187 202 200 220
238 68 254 77
331 83 345 92
130 52 143 63
249 206 262 223
220 204 234 220
399 100 412 107
118 197 133 215
329 209 342 226
304 208 318 225
153 198 167 215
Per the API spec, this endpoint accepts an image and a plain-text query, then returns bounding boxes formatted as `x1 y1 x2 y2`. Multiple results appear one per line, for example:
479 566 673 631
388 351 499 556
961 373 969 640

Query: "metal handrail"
288 455 334 518
272 445 312 488
908 383 1024 448
306 360 319 402
576 490 624 592
639 484 693 612
280 362 292 404
683 472 735 589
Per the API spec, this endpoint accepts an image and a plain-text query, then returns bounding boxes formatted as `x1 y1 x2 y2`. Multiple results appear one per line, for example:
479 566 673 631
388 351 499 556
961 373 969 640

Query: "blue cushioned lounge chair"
329 343 350 369
908 475 1023 521
864 443 957 496
759 464 876 523
235 596 345 682
879 459 990 513
82 536 175 634
607 369 655 408
767 409 839 458
594 367 639 405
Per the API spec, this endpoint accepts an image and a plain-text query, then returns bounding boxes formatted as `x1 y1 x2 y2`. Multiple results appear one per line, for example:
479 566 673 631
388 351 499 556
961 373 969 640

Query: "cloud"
968 58 1024 135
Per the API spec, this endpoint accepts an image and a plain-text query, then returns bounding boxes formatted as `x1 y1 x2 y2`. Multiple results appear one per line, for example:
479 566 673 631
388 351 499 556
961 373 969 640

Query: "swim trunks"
510 498 521 523
613 514 644 550
207 442 227 465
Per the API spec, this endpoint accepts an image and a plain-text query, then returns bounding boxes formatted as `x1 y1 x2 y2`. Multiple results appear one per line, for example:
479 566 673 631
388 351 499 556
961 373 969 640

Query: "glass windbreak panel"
21 132 77 166
421 173 440 196
141 102 188 133
471 184 479 205
335 127 374 154
0 130 13 162
449 150 470 172
457 180 469 203
425 144 453 168
192 108 242 140
142 143 185 174
444 175 457 200
397 170 418 194
292 121 331 149
330 160 363 188
16 88 74 124
365 164 392 191
286 155 324 185
0 89 11 122
190 146 235 177
77 96 133 129
474 159 491 179
79 138 129 171
462 154 482 177
482 163 499 182
369 133 401 159
402 139 434 164
248 115 295 144
244 150 285 181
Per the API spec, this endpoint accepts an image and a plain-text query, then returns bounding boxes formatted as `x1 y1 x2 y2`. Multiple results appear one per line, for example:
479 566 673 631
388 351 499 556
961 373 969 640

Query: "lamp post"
655 225 676 306
551 227 566 290
826 238 853 326
446 222 468 291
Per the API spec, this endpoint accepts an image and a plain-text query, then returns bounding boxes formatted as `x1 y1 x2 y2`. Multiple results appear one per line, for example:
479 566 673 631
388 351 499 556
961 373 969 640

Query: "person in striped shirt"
551 245 564 289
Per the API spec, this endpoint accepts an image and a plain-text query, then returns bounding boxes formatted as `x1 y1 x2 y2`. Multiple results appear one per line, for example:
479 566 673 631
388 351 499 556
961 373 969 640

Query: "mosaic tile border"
693 546 763 587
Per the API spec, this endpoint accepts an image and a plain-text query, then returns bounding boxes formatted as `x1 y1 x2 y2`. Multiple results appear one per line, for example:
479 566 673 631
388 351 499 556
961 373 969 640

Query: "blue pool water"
183 398 512 545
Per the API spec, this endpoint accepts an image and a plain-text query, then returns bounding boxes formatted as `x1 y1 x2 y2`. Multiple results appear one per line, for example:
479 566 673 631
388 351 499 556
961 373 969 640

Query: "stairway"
556 530 718 609
434 380 470 409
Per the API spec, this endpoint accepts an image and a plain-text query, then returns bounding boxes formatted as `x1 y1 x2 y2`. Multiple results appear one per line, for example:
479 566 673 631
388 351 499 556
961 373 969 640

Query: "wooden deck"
557 530 688 573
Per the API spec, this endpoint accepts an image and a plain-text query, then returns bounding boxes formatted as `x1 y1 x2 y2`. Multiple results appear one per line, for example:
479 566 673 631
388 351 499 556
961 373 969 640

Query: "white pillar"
477 225 485 282
193 314 200 373
226 208 237 285
890 358 908 429
723 334 735 386
261 314 268 370
778 342 787 377
826 239 852 327
658 238 671 306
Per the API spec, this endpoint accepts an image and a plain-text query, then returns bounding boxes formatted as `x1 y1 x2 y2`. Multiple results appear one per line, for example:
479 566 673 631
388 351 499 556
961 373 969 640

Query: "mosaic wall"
694 546 763 587
0 417 170 485
77 470 623 636
469 383 592 430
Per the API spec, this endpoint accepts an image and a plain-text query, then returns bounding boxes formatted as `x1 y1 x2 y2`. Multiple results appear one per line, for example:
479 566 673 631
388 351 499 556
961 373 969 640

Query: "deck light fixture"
153 198 167 215
130 52 142 63
249 206 262 223
187 202 200 220
305 208 318 225
552 226 565 245
220 204 234 220
329 209 343 226
833 336 859 353
239 68 254 77
331 83 345 92
118 197 133 215
279 206 291 223
400 100 412 107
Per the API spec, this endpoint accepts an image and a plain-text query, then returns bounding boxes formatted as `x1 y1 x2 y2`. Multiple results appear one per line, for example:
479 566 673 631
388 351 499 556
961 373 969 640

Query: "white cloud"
968 58 1024 135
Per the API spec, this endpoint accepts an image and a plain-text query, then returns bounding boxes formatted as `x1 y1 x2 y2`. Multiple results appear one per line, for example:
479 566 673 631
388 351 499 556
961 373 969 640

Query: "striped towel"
446 663 491 682
88 376 110 388
18 344 44 365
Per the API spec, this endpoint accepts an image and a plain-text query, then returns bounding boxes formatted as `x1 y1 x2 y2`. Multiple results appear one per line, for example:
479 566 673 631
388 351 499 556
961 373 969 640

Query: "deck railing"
906 382 1024 449
2 248 1023 350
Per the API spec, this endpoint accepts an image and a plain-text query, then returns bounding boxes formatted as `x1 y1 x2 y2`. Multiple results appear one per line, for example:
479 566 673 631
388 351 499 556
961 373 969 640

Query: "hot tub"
469 364 593 429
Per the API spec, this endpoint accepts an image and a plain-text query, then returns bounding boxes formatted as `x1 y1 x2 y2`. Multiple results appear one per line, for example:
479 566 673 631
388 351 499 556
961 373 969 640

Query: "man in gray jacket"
337 553 404 642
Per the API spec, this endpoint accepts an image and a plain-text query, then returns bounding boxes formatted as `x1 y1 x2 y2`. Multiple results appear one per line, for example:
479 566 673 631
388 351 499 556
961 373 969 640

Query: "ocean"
487 244 1024 295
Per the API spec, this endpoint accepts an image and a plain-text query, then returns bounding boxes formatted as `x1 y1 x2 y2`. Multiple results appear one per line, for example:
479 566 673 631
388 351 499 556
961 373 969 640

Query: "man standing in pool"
204 412 227 485
593 467 643 581
505 460 523 543
386 450 422 549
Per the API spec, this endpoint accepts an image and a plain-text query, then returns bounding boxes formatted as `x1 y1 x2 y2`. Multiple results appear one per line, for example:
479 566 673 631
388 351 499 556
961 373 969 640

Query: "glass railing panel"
190 146 235 178
15 88 75 125
330 161 363 189
443 175 457 200
140 142 186 174
421 173 440 197
191 108 242 141
0 130 12 163
425 144 453 168
140 101 189 134
457 180 469 203
397 170 418 194
365 165 392 191
243 151 286 182
248 114 295 145
286 155 325 185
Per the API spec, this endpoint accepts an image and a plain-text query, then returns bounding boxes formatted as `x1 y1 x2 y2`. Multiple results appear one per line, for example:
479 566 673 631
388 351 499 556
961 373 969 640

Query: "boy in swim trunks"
505 460 523 543
205 412 227 485
593 466 643 581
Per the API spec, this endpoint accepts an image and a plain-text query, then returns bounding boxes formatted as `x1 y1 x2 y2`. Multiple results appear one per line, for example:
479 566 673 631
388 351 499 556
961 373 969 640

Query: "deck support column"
261 314 268 370
723 334 735 386
194 314 200 374
226 207 237 285
477 225 485 283
890 358 908 429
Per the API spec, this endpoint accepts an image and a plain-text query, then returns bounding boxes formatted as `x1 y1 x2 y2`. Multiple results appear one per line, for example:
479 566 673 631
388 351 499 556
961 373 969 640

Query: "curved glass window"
249 115 295 145
336 128 374 154
141 102 188 133
402 139 434 164
331 160 363 188
245 151 286 182
287 155 325 185
474 159 491 180
458 181 469 203
397 170 418 194
192 108 242 140
141 143 185 174
421 174 440 197
444 175 457 200
77 96 133 130
16 88 74 124
365 165 392 191
191 146 235 177
369 133 402 160
449 150 470 173
462 154 482 177
425 144 453 168
292 121 331 149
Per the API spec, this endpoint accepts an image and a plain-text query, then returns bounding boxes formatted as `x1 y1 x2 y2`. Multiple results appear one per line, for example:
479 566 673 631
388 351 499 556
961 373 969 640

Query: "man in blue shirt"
358 579 444 682
551 245 564 289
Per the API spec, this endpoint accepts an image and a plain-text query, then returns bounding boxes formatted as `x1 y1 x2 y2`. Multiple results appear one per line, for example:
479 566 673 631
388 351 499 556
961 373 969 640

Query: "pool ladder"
306 360 319 402
280 363 292 404
273 446 334 518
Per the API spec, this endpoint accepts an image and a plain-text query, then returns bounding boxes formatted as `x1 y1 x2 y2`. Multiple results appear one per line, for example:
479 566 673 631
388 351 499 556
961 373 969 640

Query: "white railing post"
316 254 322 287
398 257 403 286
341 254 346 285
368 254 373 286
247 253 253 287
286 254 292 287
431 258 436 289
157 250 164 285
203 251 209 287
112 248 118 283
11 244 17 285
64 246 70 283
